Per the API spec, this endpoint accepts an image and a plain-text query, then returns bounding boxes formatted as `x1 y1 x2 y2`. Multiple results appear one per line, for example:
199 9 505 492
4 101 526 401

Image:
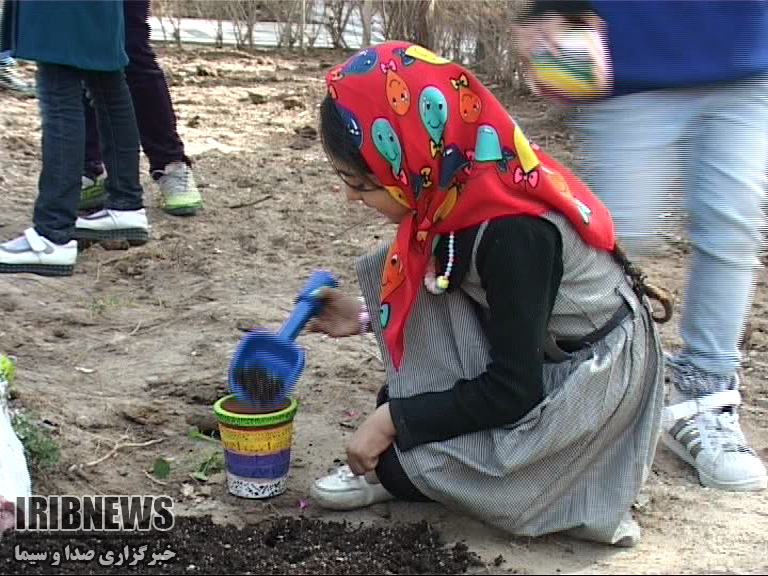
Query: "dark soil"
1 516 484 575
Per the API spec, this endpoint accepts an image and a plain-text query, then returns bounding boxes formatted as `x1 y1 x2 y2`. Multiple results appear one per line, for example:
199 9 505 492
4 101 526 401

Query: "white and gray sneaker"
0 228 76 276
663 360 767 491
154 162 202 216
0 56 35 98
74 208 149 244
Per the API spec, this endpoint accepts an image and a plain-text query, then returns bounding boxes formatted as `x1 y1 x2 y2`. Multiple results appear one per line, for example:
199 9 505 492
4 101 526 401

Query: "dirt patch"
1 516 482 575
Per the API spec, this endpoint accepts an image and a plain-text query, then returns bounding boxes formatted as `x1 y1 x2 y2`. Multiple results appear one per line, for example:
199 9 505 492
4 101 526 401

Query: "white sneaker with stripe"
662 387 767 491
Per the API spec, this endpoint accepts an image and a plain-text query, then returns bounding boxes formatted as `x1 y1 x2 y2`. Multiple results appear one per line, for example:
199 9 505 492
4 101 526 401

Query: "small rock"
282 97 304 110
187 115 202 128
195 65 217 77
289 137 313 151
75 415 92 429
181 483 195 499
295 125 318 139
247 92 269 105
186 411 219 436
146 375 161 387
121 405 160 426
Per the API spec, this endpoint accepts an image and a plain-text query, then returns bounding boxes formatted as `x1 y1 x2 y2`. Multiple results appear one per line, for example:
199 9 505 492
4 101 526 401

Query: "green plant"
11 410 61 471
192 451 224 482
187 425 220 443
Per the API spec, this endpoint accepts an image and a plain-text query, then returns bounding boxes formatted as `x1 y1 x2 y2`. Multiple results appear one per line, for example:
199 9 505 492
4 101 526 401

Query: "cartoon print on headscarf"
381 242 406 301
450 74 482 123
419 167 433 189
380 302 391 329
542 166 592 225
514 124 540 173
432 183 461 224
335 103 363 148
323 41 616 370
342 48 378 75
474 125 502 162
372 118 408 185
393 47 416 66
405 45 451 65
511 123 541 189
329 66 344 82
381 59 411 116
409 167 434 203
419 87 448 159
385 186 412 209
496 146 518 173
439 144 470 188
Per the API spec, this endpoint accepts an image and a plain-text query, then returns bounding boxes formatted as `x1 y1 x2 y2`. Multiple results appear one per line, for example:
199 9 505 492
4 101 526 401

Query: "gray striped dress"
357 212 664 545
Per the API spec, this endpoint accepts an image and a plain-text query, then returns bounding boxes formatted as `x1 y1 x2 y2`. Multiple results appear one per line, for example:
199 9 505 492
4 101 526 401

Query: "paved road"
149 13 384 49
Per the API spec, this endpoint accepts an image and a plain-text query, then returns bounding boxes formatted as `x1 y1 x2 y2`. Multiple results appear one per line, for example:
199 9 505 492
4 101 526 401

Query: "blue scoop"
228 270 338 407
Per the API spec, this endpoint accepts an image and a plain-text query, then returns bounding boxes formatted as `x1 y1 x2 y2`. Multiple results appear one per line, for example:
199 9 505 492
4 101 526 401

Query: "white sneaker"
0 228 76 276
154 162 202 216
0 57 35 98
309 465 394 511
610 512 641 548
662 387 768 491
74 209 149 244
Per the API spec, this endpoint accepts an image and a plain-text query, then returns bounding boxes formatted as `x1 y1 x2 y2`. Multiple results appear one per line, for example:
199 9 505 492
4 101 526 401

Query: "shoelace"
154 167 189 196
715 411 751 453
698 409 750 454
335 466 357 482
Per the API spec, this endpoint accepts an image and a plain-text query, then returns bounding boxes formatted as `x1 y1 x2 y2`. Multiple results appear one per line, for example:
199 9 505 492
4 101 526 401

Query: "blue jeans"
574 74 768 378
34 63 143 244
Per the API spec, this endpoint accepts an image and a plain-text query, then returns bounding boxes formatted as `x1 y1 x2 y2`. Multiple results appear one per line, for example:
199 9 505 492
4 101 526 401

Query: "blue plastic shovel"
228 270 338 407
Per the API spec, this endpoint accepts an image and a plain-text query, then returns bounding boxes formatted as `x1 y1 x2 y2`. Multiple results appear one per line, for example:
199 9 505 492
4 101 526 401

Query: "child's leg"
83 91 104 177
573 89 696 259
375 447 432 502
32 63 86 244
681 73 768 379
123 0 189 174
82 70 143 211
373 385 431 502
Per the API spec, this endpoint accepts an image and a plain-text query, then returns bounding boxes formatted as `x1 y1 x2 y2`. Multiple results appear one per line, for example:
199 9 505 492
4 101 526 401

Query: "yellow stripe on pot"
219 423 294 453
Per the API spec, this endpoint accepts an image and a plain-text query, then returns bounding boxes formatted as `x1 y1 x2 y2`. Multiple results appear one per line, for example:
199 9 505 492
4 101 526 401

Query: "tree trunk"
413 0 434 49
362 0 373 47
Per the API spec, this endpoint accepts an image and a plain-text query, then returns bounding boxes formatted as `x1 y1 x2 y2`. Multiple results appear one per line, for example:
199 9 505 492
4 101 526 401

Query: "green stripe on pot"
214 395 298 428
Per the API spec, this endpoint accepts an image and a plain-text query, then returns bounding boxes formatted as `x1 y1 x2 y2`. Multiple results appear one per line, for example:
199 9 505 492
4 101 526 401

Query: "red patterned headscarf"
325 41 615 369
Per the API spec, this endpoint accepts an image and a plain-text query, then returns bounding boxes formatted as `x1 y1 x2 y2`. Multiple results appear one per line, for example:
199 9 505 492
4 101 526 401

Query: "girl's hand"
306 286 362 337
346 403 396 475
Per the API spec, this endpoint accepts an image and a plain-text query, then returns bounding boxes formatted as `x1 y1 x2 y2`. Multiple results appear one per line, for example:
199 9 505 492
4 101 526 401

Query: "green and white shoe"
155 162 202 216
79 174 106 211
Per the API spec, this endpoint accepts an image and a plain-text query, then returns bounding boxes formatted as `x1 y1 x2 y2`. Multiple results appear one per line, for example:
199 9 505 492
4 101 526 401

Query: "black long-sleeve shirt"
389 215 564 451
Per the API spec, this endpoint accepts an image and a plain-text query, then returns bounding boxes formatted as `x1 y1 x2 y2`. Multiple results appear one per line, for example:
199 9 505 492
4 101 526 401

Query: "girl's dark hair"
319 94 378 190
611 244 673 323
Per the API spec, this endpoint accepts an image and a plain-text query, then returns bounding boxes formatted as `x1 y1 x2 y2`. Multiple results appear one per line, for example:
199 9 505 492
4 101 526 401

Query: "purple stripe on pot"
224 449 291 479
